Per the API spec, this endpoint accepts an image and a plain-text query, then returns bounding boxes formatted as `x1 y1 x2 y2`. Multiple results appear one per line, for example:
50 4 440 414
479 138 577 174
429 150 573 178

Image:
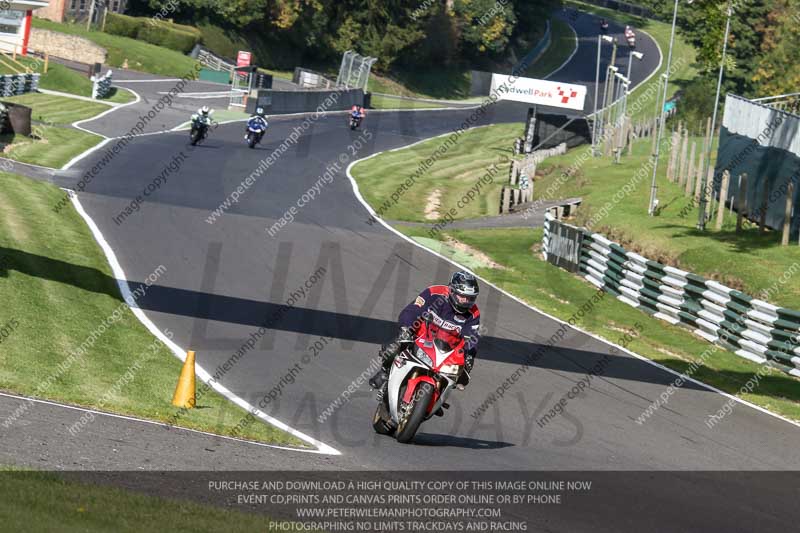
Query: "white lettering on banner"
491 74 587 111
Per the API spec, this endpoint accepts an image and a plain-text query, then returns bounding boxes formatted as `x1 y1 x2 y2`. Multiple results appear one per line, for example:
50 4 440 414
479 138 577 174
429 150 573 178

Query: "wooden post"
86 0 97 31
703 166 714 222
736 173 749 233
628 118 635 156
698 124 708 197
782 182 794 245
44 53 49 74
614 122 624 163
501 187 510 214
509 160 518 185
716 170 731 230
651 119 658 153
694 151 705 202
759 177 770 233
668 130 679 182
685 141 697 195
678 130 689 187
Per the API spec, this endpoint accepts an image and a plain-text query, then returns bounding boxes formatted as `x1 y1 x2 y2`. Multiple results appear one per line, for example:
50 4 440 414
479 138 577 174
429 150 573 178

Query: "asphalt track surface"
553 7 661 115
5 9 800 531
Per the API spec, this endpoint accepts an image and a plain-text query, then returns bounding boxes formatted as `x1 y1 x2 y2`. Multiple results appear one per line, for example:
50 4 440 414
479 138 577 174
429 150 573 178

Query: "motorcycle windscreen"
426 324 465 367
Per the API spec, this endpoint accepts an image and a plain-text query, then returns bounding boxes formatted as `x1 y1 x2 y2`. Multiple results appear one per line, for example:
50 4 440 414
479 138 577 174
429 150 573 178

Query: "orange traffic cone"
172 350 196 408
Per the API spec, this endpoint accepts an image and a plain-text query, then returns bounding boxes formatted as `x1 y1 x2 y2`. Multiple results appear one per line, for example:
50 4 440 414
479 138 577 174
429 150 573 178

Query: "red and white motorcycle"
624 26 636 48
372 320 468 443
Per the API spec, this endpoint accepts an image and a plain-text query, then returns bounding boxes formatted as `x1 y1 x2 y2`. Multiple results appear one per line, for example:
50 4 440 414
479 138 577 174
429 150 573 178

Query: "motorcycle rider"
350 104 365 126
191 105 213 130
192 105 213 126
369 271 480 391
600 18 609 33
245 106 269 143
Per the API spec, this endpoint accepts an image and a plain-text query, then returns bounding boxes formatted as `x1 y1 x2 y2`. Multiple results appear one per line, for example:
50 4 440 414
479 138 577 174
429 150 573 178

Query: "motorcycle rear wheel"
395 381 434 444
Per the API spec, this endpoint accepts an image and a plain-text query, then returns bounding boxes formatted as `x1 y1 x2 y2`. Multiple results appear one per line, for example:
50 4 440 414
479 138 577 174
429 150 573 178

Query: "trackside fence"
543 213 800 377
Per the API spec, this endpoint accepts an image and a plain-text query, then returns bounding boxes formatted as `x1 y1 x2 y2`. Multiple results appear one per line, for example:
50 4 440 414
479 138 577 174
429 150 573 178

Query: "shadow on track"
412 434 514 450
0 245 726 392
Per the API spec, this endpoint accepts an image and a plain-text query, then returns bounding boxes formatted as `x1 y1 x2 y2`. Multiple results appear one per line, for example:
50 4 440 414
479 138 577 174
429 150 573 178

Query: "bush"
104 13 200 54
138 24 199 54
198 24 249 61
104 13 139 38
154 19 201 37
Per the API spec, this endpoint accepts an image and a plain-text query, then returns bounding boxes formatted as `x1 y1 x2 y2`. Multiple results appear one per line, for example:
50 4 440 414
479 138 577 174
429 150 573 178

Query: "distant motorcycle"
190 113 212 146
625 26 636 48
245 116 268 149
600 19 609 34
350 111 363 130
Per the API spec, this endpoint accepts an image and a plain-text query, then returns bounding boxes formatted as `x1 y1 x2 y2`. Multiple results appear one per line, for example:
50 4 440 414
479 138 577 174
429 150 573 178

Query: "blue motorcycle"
245 116 268 149
350 110 363 130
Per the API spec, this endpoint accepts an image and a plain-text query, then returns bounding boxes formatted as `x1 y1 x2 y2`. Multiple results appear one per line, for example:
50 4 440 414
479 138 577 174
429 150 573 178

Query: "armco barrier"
543 213 800 377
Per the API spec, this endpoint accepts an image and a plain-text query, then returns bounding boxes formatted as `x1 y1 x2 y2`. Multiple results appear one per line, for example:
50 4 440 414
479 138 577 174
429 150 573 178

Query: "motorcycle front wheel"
248 133 257 149
395 381 434 444
190 128 201 146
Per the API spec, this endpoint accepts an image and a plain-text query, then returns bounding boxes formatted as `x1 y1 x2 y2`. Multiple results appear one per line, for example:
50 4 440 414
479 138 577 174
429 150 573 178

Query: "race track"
33 7 800 529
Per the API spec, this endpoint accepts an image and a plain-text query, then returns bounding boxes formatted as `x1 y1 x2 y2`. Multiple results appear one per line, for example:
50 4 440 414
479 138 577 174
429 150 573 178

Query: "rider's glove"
398 326 413 342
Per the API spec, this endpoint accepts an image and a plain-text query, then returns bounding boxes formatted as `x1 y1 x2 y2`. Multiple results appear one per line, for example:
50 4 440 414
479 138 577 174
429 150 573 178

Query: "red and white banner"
237 51 252 67
491 74 587 111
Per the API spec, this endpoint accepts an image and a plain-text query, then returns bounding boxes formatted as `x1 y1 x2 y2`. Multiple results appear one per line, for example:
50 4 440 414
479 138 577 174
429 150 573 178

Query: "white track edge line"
544 17 580 80
72 85 142 137
0 391 313 453
61 87 144 171
61 138 112 171
345 151 800 432
68 193 342 455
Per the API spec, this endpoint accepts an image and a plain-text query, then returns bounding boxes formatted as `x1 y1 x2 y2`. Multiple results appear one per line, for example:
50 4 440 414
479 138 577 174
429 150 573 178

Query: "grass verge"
0 469 285 532
351 123 522 222
0 127 102 168
394 224 800 422
369 94 463 110
368 68 472 100
32 19 199 78
0 172 304 447
356 117 799 309
534 135 800 309
4 93 112 126
525 17 577 79
565 0 699 121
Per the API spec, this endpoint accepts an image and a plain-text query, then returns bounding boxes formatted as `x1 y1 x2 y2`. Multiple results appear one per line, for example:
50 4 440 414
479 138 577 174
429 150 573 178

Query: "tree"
751 0 800 96
453 0 515 59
